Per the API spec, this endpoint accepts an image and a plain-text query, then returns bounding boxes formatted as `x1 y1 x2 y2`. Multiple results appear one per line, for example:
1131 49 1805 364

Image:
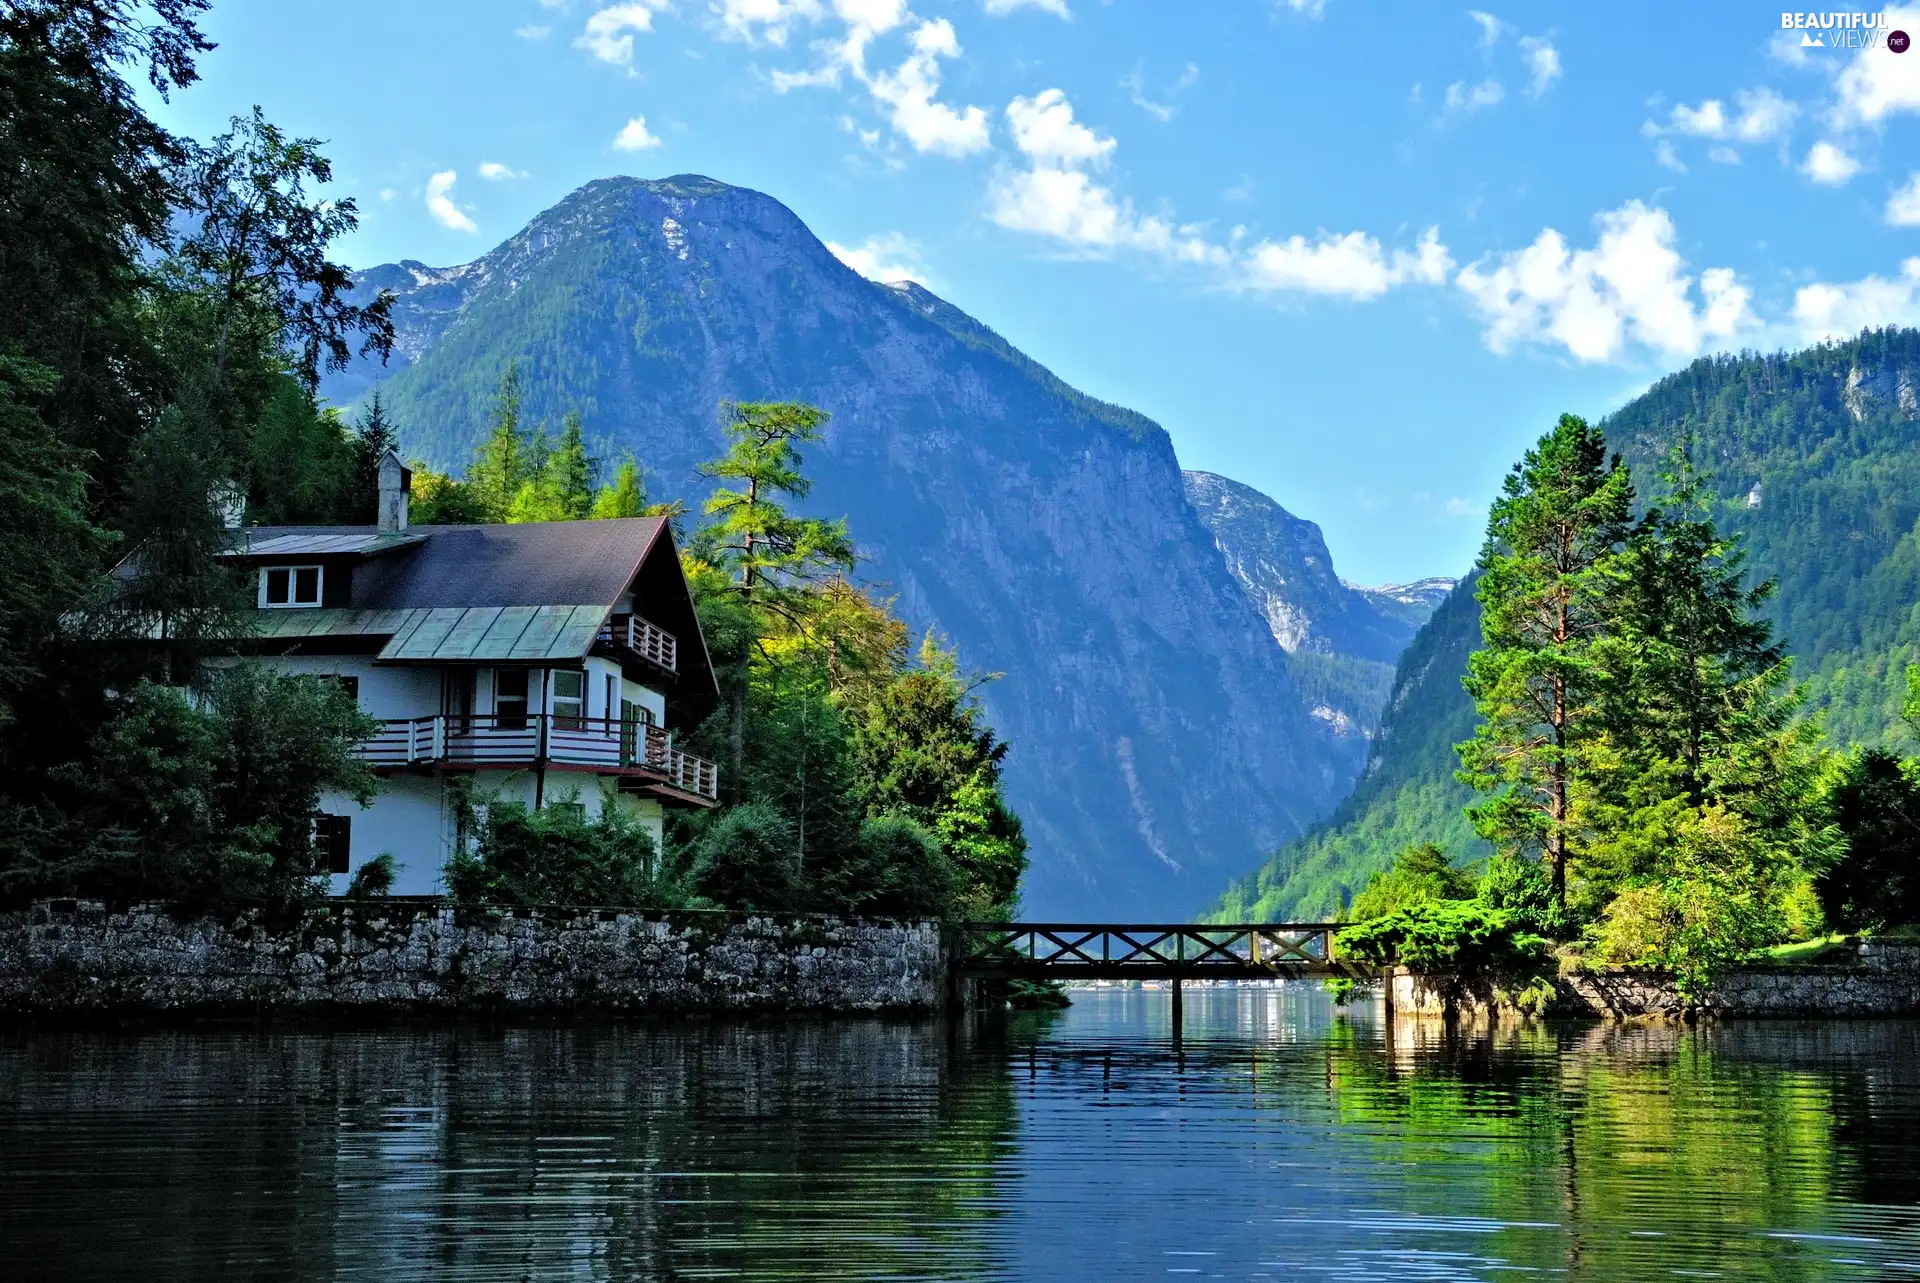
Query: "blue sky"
146 2 1920 584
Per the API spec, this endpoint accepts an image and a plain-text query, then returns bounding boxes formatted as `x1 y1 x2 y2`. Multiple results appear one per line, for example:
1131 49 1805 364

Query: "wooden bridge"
953 923 1343 982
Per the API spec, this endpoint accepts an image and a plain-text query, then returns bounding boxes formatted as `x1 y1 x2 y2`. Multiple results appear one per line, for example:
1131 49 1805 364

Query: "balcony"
597 612 677 674
360 714 719 802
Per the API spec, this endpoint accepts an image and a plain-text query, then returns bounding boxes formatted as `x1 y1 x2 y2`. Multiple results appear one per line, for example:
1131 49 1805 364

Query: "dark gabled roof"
233 518 669 612
227 517 720 701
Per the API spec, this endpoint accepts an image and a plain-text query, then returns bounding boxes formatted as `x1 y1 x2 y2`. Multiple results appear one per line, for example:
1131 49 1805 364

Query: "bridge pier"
1170 975 1182 1039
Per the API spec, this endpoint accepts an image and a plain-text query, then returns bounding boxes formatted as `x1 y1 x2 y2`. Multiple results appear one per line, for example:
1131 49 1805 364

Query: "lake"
4 986 1918 1280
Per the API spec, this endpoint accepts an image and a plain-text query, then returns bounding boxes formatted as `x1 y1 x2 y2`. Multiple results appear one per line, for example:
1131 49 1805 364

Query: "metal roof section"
375 604 610 663
221 530 428 558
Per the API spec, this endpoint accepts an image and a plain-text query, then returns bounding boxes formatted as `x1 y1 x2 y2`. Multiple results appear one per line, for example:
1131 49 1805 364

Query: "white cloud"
1468 10 1505 47
1649 87 1796 141
477 161 524 180
827 231 930 282
983 0 1069 16
1455 200 1753 363
1238 226 1452 300
715 0 824 46
988 88 1220 262
866 19 990 156
1708 146 1741 165
1443 497 1480 518
1830 5 1920 126
1519 35 1560 96
1654 139 1686 172
575 2 670 65
378 188 397 202
1442 79 1504 116
1122 62 1196 123
1886 173 1920 226
1278 0 1327 16
613 115 664 150
1802 139 1861 185
1795 258 1920 341
1006 87 1114 166
425 170 478 233
515 24 553 38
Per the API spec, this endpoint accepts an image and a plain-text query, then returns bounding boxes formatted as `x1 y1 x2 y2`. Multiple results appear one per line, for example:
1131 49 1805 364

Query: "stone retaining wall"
1386 941 1920 1020
0 901 946 1020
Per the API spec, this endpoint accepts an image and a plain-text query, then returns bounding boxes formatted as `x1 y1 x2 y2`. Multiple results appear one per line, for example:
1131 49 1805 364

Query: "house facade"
226 453 720 897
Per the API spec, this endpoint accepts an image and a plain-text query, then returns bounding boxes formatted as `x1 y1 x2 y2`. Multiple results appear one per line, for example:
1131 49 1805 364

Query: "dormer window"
260 565 323 608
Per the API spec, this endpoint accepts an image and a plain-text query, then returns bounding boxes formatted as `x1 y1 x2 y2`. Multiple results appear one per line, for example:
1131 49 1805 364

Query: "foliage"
684 800 800 911
1459 413 1635 904
1816 748 1920 932
444 787 668 909
0 665 378 910
344 852 397 899
1346 843 1474 923
826 814 963 919
591 455 646 518
1335 901 1552 979
1476 851 1568 938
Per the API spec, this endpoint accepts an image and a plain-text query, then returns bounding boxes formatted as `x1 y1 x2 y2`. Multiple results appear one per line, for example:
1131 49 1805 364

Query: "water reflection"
2 987 1917 1280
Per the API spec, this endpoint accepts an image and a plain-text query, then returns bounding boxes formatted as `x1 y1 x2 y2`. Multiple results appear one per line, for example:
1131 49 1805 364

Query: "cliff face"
326 174 1349 918
1183 470 1451 751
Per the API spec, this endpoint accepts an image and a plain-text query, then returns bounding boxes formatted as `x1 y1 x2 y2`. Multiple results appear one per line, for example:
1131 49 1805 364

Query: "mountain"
1182 470 1450 749
1210 574 1482 921
1211 326 1920 920
323 174 1353 919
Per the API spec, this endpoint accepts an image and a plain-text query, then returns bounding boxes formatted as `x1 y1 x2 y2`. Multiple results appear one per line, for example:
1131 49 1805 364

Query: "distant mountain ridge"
1182 470 1450 750
325 173 1355 918
1212 326 1920 921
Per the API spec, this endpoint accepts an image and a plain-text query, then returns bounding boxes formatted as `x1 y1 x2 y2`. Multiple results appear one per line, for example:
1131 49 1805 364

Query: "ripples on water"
3 985 1919 1280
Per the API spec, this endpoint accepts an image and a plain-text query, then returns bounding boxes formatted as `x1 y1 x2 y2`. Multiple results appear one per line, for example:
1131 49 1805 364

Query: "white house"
224 452 721 896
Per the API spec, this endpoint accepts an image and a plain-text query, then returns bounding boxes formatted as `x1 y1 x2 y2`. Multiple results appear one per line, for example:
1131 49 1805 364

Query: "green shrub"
1817 748 1920 932
344 853 398 899
1476 852 1569 938
1347 842 1474 922
685 800 799 911
834 814 962 919
445 789 667 908
1335 901 1552 979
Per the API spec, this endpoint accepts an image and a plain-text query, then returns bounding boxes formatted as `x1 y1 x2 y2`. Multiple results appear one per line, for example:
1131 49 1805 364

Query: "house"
224 452 720 896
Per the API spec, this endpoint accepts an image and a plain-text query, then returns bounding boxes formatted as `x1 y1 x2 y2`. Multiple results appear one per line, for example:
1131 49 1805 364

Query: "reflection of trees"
0 1021 1023 1280
1321 1017 1920 1278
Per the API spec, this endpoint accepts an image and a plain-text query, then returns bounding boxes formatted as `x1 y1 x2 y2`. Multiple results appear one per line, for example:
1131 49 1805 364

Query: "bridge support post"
1170 975 1183 1038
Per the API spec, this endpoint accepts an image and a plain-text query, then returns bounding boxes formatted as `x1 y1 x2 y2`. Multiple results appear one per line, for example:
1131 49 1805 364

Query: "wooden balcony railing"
598 613 677 673
358 713 718 800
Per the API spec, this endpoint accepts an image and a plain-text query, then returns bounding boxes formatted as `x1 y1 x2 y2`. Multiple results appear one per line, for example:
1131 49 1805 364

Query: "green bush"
1347 842 1474 922
444 789 667 908
685 801 800 911
829 813 962 919
1476 852 1569 938
1335 901 1552 978
8 665 378 910
344 853 398 899
1817 748 1920 932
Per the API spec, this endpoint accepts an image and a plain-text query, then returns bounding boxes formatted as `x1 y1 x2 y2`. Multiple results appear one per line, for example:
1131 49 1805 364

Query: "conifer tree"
548 412 596 520
1458 414 1634 908
698 401 855 801
591 456 645 519
468 363 525 521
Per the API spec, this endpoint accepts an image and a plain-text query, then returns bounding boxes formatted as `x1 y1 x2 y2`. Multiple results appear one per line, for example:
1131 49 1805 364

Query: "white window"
260 565 322 608
552 669 584 729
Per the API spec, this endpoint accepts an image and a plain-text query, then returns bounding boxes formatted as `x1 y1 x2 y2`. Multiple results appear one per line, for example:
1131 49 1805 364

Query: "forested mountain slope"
324 174 1352 918
1213 327 1920 920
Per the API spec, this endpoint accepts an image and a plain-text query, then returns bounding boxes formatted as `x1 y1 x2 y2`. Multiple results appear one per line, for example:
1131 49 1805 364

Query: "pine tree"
350 391 398 520
468 363 526 522
548 411 596 520
1458 414 1634 908
698 401 855 802
591 456 645 519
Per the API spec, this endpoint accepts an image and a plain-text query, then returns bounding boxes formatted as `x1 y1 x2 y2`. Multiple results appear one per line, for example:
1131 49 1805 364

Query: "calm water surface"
4 987 1919 1280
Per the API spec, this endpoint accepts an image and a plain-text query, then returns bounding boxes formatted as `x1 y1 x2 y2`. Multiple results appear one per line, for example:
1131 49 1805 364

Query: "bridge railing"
953 923 1344 978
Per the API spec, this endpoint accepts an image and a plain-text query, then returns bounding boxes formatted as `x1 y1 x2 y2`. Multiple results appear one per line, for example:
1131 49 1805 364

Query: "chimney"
378 450 412 533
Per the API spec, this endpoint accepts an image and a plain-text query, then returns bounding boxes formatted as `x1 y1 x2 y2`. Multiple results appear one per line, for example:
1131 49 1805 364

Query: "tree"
468 363 527 522
698 401 855 800
1346 842 1474 922
548 411 596 520
349 391 399 521
1817 749 1920 931
592 455 645 519
1459 414 1634 909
